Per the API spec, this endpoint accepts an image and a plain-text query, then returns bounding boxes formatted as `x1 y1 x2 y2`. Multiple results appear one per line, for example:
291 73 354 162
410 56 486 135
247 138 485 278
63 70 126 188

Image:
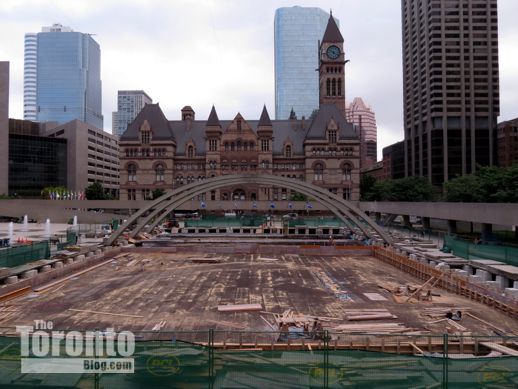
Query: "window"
332 78 336 96
261 139 269 151
326 79 331 96
342 163 352 181
209 139 218 151
343 188 351 200
127 164 137 182
285 145 292 158
314 163 324 181
141 131 150 144
187 145 194 158
127 189 136 200
210 190 216 201
261 160 270 169
209 160 216 170
237 120 242 132
328 130 337 144
231 142 235 151
250 142 255 150
224 142 229 151
337 79 342 96
155 164 164 182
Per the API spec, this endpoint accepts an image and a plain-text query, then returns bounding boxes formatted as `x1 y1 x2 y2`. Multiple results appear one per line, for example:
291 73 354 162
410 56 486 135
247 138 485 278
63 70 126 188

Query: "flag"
270 202 276 209
200 201 206 209
252 201 257 209
288 202 293 209
306 201 313 209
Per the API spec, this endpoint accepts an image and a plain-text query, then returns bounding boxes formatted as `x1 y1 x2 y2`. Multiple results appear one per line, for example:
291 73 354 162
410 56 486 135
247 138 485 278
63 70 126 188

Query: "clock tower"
319 13 346 116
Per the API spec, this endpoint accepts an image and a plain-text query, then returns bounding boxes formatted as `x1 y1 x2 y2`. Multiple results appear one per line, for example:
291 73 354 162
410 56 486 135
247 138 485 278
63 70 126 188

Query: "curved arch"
105 174 391 246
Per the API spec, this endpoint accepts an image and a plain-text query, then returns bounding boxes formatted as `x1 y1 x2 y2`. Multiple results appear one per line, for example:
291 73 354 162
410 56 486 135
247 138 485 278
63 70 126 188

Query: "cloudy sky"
1 0 517 158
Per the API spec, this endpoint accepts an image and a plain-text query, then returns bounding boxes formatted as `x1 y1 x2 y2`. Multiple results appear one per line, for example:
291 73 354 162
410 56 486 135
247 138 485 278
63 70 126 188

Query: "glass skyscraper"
274 7 338 120
30 24 103 128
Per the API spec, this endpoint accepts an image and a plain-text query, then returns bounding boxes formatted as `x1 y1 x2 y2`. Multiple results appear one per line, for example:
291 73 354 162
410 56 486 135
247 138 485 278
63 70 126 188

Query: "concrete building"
28 23 103 128
497 118 518 168
382 141 406 180
45 120 119 196
112 90 152 137
23 33 38 121
0 62 8 195
120 15 361 202
402 0 499 185
346 97 378 168
8 119 67 197
274 7 339 120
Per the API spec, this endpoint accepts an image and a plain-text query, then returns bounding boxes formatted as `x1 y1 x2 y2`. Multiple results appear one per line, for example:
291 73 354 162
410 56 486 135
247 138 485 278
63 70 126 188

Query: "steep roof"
305 104 358 140
258 105 272 126
120 103 174 141
206 105 221 126
322 14 344 43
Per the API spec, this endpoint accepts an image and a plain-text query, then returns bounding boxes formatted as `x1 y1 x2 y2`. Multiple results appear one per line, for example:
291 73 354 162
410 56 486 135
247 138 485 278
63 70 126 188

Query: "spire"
258 105 272 126
206 105 221 126
322 13 343 43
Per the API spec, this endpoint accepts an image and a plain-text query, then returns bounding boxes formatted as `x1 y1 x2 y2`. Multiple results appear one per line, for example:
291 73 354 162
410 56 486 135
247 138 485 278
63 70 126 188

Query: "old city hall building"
119 15 361 203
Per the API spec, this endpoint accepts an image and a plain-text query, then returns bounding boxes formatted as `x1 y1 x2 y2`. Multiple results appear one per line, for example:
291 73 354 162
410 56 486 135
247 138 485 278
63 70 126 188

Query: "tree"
85 182 110 200
152 188 165 200
290 192 307 201
360 174 377 200
444 175 484 202
390 176 435 201
41 186 68 199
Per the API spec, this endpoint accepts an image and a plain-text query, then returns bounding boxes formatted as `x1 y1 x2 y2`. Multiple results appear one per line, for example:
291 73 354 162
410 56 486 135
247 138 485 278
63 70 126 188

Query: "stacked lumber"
344 309 397 321
191 258 221 264
332 322 413 333
218 303 263 313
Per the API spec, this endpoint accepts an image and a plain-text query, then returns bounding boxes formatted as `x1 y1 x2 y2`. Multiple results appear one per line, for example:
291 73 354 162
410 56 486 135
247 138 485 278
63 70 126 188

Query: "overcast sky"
1 0 517 159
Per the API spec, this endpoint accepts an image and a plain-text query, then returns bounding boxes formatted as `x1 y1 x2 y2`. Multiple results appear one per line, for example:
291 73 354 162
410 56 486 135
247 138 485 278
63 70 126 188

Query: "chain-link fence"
0 331 517 388
0 241 50 267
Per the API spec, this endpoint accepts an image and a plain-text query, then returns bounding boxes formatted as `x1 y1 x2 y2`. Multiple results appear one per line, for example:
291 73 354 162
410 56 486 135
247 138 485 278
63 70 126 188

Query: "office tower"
0 62 8 195
402 0 499 185
112 90 152 137
347 97 378 168
274 7 339 120
30 23 103 128
497 118 518 167
23 33 37 120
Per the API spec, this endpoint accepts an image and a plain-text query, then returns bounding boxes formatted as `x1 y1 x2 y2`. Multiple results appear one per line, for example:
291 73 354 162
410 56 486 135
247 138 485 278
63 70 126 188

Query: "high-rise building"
23 33 38 121
274 7 339 120
112 90 152 137
0 62 9 195
402 0 499 186
347 97 378 168
27 23 103 128
497 118 518 168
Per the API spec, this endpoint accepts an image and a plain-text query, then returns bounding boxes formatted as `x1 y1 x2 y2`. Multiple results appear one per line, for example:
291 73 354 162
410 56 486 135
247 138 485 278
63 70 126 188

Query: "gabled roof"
322 14 344 43
258 105 272 127
120 103 174 141
305 104 358 140
206 105 221 126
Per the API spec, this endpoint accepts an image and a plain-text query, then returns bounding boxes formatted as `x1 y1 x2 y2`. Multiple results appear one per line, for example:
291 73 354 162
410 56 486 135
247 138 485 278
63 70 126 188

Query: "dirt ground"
1 251 517 336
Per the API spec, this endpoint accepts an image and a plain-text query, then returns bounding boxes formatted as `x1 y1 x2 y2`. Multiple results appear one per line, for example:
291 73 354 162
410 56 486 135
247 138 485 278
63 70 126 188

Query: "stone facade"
119 15 360 203
0 62 8 195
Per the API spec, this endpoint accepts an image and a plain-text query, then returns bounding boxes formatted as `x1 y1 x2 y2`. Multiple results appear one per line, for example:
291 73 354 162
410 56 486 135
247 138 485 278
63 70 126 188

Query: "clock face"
326 45 341 60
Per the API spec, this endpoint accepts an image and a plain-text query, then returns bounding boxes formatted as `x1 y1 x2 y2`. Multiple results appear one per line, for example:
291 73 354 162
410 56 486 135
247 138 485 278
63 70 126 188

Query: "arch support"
105 174 392 245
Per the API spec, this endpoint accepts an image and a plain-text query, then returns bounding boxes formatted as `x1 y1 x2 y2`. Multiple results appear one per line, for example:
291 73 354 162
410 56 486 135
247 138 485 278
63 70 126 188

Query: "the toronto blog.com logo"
16 320 135 374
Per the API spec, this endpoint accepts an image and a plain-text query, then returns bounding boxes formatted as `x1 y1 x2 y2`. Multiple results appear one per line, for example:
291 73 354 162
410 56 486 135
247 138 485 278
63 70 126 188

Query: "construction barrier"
0 241 50 268
0 332 517 388
444 234 518 267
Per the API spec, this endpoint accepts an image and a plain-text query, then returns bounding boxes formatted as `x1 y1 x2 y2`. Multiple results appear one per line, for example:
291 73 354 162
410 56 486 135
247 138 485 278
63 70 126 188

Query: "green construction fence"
1 331 517 388
444 234 518 267
0 241 50 268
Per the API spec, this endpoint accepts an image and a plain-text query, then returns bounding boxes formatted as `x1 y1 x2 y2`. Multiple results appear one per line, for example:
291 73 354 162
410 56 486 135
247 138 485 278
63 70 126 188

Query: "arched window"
237 141 242 151
261 160 270 169
285 145 292 158
332 79 336 96
314 163 324 181
231 142 235 151
342 163 352 181
128 164 137 182
176 175 183 185
209 160 216 170
232 189 246 201
244 142 248 151
155 164 164 182
224 142 229 151
326 79 331 96
249 142 255 150
187 145 194 158
337 78 342 96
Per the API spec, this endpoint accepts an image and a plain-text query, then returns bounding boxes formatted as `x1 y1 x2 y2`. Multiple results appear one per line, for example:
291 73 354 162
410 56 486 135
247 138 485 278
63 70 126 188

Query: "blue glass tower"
274 7 338 120
36 27 103 128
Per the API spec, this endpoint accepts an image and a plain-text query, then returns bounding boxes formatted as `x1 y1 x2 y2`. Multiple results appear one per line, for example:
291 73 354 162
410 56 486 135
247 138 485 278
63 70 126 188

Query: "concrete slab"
487 265 518 276
471 259 506 266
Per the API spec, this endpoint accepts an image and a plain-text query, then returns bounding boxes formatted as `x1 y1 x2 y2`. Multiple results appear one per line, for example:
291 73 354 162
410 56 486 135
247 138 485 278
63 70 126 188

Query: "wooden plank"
409 342 424 355
406 276 436 302
347 313 397 321
217 303 263 313
465 312 507 334
68 308 143 318
480 342 518 356
0 286 31 303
